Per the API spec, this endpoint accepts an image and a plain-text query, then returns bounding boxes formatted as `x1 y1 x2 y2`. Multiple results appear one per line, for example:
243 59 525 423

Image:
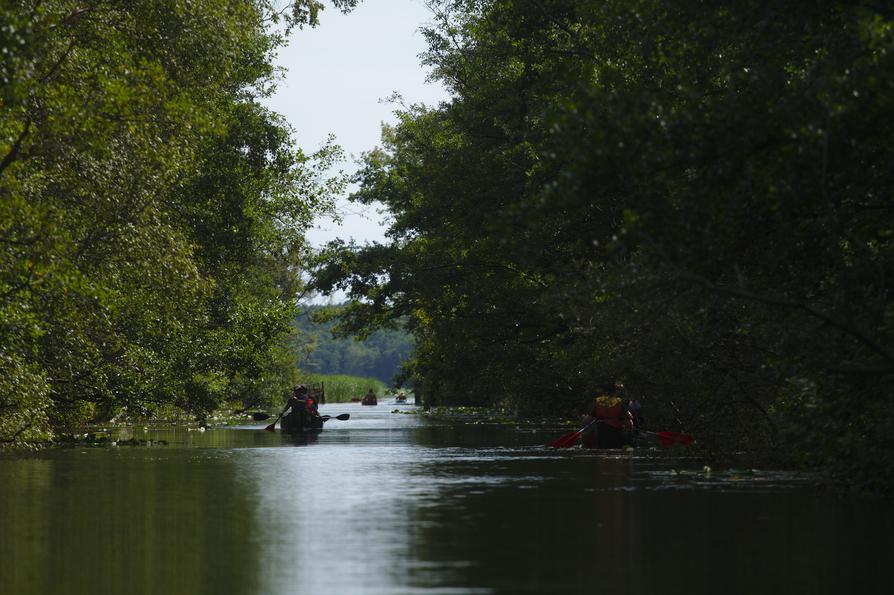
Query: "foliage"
292 304 415 384
0 1 353 443
298 373 386 403
311 0 894 493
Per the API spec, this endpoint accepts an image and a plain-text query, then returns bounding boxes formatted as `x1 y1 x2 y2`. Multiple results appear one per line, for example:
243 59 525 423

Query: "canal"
1 400 891 594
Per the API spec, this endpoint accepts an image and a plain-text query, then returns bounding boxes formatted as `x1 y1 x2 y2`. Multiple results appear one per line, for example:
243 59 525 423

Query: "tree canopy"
0 0 354 441
312 0 894 493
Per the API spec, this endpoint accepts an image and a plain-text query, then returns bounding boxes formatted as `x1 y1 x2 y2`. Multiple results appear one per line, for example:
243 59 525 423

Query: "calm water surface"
1 401 891 595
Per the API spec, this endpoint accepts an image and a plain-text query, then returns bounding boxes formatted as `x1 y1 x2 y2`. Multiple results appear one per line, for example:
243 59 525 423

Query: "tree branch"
679 271 894 368
0 119 32 177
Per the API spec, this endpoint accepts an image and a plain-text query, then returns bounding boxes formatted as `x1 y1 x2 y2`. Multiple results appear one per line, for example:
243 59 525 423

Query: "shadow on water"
280 431 320 447
1 402 892 595
0 446 263 595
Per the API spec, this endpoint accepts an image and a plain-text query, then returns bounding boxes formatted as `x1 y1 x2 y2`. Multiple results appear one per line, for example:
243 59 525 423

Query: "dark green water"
1 402 891 595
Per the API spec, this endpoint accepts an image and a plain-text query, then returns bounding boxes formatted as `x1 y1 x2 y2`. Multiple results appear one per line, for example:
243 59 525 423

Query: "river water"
1 401 891 595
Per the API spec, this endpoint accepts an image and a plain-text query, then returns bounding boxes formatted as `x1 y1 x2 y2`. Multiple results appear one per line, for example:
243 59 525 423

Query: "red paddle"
645 430 694 446
549 420 694 448
548 418 598 448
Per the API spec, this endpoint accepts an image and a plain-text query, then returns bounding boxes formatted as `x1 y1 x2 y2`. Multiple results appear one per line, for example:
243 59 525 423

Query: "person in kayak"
581 382 636 448
280 385 319 424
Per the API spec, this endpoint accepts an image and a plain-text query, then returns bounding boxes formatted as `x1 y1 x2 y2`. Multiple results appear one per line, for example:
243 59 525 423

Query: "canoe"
580 423 634 449
281 410 324 433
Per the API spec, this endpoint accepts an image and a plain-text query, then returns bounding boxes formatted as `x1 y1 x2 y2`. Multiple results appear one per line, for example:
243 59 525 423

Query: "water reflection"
0 448 262 595
1 402 892 595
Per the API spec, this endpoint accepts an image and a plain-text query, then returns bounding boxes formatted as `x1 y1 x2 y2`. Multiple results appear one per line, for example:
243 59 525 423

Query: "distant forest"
293 306 414 385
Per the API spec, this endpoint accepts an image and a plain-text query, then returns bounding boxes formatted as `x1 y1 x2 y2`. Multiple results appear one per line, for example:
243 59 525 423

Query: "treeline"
0 1 358 442
312 1 894 493
293 305 414 385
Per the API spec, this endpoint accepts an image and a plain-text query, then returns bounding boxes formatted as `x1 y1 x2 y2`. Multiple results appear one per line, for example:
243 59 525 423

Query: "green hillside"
293 305 414 386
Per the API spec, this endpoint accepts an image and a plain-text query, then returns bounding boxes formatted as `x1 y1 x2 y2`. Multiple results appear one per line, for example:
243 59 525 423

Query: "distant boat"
361 394 378 406
394 394 407 404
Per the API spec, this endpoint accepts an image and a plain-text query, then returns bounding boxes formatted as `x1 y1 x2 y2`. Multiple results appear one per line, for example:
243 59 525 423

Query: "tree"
293 305 415 384
1 1 351 442
312 0 894 493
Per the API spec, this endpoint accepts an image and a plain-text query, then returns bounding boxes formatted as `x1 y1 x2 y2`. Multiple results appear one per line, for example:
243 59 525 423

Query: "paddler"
580 382 635 448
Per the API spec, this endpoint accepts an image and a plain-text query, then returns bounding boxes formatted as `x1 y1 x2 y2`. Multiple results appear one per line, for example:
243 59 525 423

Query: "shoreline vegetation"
39 403 503 448
39 405 821 492
298 373 387 403
2 2 892 497
0 2 358 447
11 402 836 494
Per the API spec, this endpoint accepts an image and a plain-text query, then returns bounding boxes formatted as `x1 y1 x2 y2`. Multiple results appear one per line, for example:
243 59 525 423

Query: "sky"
263 0 449 247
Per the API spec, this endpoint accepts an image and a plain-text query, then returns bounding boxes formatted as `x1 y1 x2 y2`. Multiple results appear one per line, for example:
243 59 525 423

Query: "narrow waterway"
1 401 891 595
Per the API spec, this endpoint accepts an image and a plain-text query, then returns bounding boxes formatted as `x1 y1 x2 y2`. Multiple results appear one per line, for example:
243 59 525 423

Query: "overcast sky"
263 0 449 247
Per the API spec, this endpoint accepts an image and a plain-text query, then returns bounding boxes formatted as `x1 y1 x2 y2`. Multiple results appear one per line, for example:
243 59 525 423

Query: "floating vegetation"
416 406 559 427
57 432 169 447
640 466 821 492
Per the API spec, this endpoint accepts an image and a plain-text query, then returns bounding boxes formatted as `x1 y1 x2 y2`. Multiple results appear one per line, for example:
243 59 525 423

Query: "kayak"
361 395 377 406
281 410 324 433
580 422 635 449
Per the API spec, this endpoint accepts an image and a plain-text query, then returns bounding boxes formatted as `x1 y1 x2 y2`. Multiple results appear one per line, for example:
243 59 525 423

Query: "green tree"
1 1 353 442
293 305 415 384
312 0 894 493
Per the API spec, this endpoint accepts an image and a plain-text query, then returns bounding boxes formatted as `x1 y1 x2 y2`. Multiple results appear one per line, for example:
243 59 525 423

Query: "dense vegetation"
0 0 360 442
298 373 387 403
292 305 414 384
312 1 894 493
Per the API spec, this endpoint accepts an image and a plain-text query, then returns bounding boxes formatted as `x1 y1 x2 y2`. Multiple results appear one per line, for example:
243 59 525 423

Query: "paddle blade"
656 431 694 446
264 421 276 432
321 413 351 423
548 430 581 448
674 432 694 446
